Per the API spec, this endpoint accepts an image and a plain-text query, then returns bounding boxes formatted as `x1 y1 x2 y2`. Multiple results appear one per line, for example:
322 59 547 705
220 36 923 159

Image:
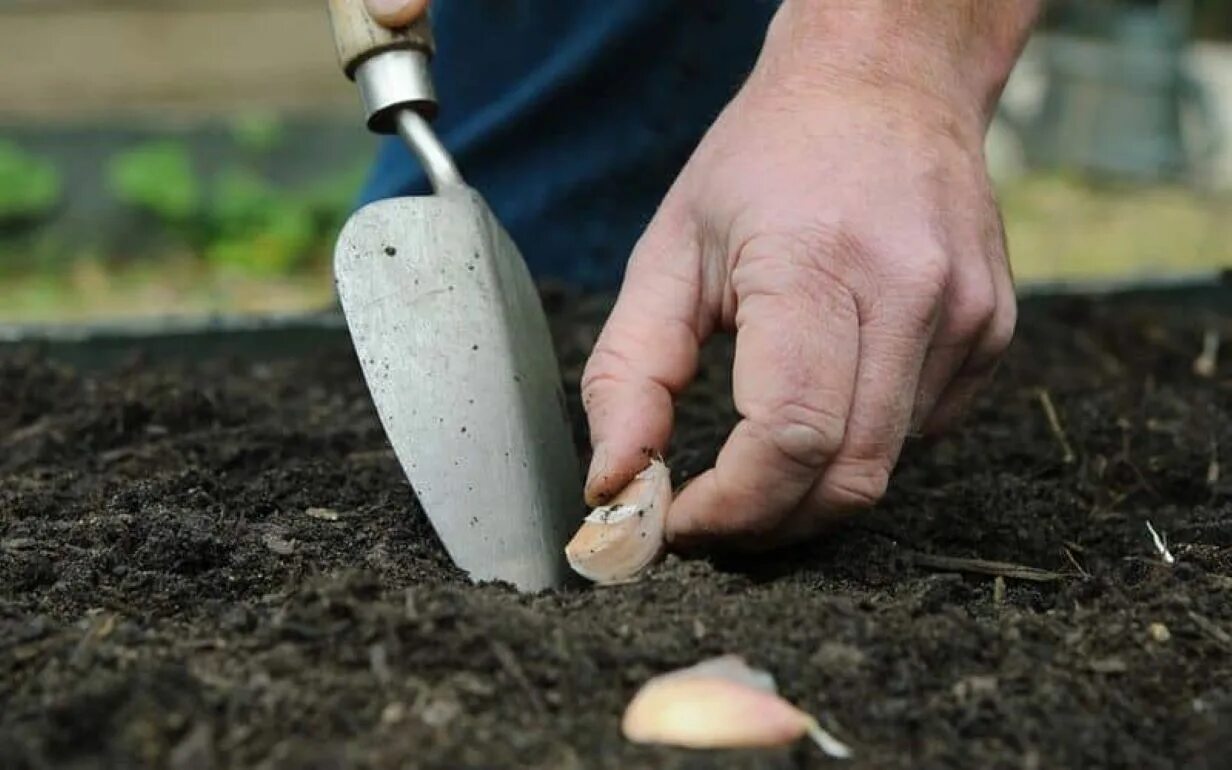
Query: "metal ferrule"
354 49 438 134
354 49 463 194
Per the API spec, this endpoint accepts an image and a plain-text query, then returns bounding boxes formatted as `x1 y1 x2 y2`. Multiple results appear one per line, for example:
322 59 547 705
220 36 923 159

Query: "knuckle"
949 289 998 340
580 345 617 384
732 229 863 301
820 461 892 510
965 303 1017 375
580 345 631 398
870 250 949 332
893 250 951 299
758 400 847 470
986 300 1018 354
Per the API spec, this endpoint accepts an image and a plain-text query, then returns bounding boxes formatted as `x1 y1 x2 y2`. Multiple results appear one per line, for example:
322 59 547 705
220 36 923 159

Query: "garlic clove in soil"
621 655 853 759
565 457 671 584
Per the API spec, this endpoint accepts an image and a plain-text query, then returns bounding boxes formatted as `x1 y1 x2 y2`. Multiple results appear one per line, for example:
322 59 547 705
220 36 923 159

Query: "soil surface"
2 291 1231 770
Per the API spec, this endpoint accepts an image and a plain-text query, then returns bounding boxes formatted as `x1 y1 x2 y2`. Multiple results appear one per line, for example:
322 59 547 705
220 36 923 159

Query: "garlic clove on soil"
621 655 853 759
565 457 671 584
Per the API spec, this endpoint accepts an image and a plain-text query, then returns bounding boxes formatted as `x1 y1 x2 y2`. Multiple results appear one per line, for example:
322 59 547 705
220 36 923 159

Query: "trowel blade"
333 188 582 591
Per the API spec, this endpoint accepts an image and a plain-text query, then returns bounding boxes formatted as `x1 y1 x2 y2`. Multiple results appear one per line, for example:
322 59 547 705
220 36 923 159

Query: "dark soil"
2 291 1231 770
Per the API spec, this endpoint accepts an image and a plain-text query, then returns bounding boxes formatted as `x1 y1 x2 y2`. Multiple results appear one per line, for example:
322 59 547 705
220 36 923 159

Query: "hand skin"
363 0 428 28
368 0 1042 550
582 0 1041 550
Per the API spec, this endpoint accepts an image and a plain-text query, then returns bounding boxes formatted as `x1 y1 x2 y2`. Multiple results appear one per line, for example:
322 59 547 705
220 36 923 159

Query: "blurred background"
0 0 1229 325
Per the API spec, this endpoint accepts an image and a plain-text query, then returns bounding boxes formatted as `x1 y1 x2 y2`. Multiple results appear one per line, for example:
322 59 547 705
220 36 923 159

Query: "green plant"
0 141 62 223
205 167 315 275
103 136 365 277
106 141 201 224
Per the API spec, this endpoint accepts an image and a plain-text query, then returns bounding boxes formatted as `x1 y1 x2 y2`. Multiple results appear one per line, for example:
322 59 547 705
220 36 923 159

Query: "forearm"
757 0 1042 130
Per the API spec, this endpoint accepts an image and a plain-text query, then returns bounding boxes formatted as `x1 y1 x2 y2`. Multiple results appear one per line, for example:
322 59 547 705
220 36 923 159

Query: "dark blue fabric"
359 1 778 289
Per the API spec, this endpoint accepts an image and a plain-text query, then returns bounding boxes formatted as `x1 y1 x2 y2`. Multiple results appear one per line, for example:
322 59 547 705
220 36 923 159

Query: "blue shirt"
359 1 778 289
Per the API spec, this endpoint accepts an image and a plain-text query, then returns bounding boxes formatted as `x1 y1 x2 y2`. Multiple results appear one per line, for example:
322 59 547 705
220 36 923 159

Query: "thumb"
580 216 705 506
364 0 429 27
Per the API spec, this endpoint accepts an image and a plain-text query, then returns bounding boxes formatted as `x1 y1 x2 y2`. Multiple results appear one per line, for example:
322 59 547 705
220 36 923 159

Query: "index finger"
666 262 860 546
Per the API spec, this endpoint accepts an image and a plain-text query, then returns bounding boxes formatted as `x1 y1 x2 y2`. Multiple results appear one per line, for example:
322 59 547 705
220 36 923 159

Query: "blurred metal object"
1006 0 1220 181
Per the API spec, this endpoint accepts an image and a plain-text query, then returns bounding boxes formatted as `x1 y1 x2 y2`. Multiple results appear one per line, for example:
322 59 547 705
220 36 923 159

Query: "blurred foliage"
107 141 201 224
206 168 315 275
5 170 1227 323
4 254 335 323
229 112 285 155
297 165 368 225
99 139 366 278
0 141 62 224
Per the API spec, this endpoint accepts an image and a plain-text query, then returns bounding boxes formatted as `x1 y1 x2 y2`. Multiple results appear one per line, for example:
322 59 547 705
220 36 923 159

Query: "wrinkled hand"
363 0 428 28
582 6 1025 549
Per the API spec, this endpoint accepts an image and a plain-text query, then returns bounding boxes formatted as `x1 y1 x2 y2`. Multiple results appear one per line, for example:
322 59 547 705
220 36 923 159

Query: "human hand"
362 0 428 28
581 1 1037 548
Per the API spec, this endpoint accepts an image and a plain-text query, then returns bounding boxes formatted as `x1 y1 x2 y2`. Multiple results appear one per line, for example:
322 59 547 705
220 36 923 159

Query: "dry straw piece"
621 655 853 759
565 457 671 584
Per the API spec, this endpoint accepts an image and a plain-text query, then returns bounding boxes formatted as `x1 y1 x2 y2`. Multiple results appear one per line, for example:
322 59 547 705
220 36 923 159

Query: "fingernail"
365 0 420 25
585 443 610 498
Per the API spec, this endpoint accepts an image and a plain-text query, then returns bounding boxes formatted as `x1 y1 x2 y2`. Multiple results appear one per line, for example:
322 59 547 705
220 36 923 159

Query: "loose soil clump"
2 292 1230 769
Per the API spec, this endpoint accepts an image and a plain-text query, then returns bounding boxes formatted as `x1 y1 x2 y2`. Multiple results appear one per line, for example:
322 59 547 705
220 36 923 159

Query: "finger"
806 264 943 522
581 216 704 506
667 252 861 546
922 213 1017 433
364 0 430 28
923 275 1015 433
909 258 996 433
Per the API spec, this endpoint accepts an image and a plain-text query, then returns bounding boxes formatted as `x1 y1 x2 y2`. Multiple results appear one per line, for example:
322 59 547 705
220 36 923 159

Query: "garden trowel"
326 1 582 591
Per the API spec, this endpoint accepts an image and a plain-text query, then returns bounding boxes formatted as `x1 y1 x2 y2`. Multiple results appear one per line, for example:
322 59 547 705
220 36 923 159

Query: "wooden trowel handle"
327 0 434 79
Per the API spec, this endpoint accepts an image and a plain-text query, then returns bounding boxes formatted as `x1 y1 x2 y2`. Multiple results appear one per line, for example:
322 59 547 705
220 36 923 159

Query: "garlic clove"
622 675 810 749
621 655 853 758
666 654 778 694
565 457 671 584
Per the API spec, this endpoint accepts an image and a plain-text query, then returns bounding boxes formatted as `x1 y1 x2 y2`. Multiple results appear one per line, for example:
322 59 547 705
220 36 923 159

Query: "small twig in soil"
1 416 53 448
1061 546 1090 579
1187 611 1232 651
490 640 547 715
1192 329 1220 379
1035 388 1075 465
1145 521 1176 566
903 551 1064 583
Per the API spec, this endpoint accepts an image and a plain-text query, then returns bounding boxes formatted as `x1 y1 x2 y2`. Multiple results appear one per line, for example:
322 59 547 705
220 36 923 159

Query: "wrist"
756 0 1041 133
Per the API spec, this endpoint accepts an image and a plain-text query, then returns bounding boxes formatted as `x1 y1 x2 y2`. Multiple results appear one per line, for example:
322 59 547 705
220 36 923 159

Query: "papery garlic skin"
669 654 778 693
565 458 671 584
